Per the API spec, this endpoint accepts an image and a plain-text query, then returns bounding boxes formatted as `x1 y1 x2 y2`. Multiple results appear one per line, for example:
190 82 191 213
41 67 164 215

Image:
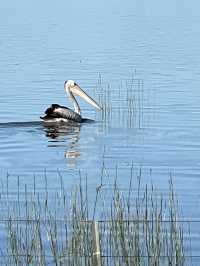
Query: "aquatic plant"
0 168 187 265
94 73 145 130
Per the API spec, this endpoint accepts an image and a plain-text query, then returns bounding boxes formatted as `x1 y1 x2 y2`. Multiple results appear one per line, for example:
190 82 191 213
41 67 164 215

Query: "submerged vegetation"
0 166 188 265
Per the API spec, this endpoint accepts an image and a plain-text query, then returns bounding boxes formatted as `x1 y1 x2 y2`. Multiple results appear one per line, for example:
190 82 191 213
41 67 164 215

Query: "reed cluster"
0 168 187 265
94 74 144 129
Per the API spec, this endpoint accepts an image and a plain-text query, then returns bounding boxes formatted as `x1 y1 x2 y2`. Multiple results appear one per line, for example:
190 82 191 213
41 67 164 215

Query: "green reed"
94 74 144 130
1 167 187 265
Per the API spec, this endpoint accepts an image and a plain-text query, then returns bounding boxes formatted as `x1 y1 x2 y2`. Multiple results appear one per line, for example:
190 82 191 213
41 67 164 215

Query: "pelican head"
64 80 101 110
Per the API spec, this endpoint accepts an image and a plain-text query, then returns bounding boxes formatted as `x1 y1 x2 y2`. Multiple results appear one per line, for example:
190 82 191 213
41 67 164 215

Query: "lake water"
1 0 200 262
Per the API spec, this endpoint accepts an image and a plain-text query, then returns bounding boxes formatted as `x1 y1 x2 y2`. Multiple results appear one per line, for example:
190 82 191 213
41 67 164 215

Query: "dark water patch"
0 118 95 128
0 121 42 128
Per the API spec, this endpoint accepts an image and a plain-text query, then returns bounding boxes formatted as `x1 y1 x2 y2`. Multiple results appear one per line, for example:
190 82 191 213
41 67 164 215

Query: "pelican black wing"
40 104 82 122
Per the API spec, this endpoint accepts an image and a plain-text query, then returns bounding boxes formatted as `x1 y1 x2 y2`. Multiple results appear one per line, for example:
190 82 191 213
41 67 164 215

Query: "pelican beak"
71 85 102 110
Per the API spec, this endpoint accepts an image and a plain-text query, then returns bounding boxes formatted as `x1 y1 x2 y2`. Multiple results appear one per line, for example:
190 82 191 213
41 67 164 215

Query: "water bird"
40 80 101 123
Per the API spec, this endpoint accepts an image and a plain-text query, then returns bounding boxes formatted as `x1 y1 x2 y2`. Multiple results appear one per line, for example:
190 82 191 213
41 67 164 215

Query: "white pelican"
40 80 101 123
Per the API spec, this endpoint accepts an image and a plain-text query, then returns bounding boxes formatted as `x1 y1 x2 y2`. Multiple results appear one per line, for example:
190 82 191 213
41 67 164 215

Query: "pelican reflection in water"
41 80 101 123
44 122 81 167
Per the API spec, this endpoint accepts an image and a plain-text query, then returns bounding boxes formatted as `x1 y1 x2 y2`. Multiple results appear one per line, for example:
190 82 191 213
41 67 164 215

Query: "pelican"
40 80 101 123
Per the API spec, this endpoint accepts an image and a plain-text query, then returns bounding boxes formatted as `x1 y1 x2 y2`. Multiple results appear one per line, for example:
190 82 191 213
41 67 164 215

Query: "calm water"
1 0 200 260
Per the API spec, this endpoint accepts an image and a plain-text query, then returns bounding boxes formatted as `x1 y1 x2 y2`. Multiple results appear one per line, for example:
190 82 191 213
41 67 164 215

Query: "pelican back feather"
41 104 82 123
